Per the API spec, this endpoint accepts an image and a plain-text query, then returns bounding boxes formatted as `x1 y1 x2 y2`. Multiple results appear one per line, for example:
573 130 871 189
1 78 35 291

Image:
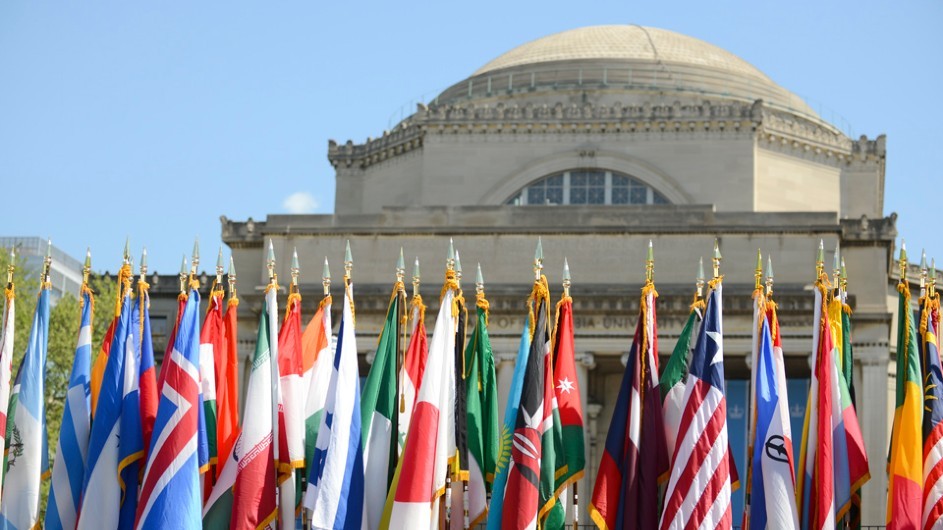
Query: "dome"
435 25 818 120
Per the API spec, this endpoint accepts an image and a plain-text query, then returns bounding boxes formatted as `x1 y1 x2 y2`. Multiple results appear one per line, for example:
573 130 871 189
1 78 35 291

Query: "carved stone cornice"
327 99 856 171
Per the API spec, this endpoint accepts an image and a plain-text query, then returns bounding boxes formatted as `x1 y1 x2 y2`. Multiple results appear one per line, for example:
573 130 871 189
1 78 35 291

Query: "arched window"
506 170 669 205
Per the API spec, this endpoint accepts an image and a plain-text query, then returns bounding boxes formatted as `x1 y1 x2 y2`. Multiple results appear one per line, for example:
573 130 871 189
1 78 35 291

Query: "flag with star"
551 291 585 501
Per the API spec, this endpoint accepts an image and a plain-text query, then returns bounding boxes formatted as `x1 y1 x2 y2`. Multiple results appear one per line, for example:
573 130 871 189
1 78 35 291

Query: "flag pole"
442 239 455 530
455 250 471 530
712 239 722 282
563 258 579 530
267 239 281 523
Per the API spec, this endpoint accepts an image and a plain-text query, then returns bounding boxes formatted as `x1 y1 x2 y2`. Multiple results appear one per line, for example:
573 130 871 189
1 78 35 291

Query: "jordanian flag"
362 285 404 530
466 291 498 527
204 287 279 529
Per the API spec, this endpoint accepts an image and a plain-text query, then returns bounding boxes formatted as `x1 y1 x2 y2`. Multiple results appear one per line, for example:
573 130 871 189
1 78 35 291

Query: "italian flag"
277 292 306 524
465 294 498 527
361 286 404 530
203 287 278 530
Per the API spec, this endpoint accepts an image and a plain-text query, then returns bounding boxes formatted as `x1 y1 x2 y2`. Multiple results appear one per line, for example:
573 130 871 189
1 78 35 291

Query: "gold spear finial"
123 236 131 265
696 256 705 299
833 242 841 295
930 258 937 298
322 257 331 297
754 248 763 291
766 255 774 297
712 239 721 280
139 247 148 280
291 247 300 287
412 257 420 298
344 240 353 280
6 248 15 290
646 240 654 283
534 237 544 282
815 239 825 279
179 255 188 294
447 238 455 272
228 256 238 300
562 257 571 298
267 239 277 285
454 250 463 287
83 247 92 286
216 247 224 286
921 249 928 296
899 240 908 284
191 237 200 276
41 238 52 285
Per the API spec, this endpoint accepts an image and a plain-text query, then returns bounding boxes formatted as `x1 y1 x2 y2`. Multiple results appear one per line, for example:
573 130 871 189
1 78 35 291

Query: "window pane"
571 173 586 186
612 174 629 187
571 187 587 204
546 174 564 186
630 186 647 204
612 187 629 204
546 187 563 204
589 173 605 186
653 192 669 204
588 188 605 204
528 187 545 204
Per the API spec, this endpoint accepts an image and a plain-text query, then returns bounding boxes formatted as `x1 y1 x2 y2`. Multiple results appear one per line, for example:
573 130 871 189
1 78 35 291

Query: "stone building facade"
221 25 902 525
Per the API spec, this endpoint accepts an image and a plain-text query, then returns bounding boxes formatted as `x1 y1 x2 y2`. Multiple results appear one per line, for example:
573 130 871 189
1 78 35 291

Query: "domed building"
222 25 896 525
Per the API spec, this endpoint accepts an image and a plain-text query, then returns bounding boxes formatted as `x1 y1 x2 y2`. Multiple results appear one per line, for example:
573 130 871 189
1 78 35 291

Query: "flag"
922 296 943 529
551 292 585 521
306 279 364 530
796 281 869 530
590 282 667 530
887 280 923 529
466 291 498 527
399 294 428 451
75 287 142 530
837 287 862 529
216 295 240 481
200 287 225 481
157 295 187 391
361 286 404 530
0 287 49 530
138 284 159 468
0 277 15 505
660 304 701 463
46 287 92 530
90 312 119 419
538 291 565 530
660 282 733 530
384 277 459 530
203 288 278 530
501 279 551 530
749 307 799 529
302 295 333 492
277 291 306 524
485 301 532 530
134 288 203 529
743 283 766 529
230 286 279 529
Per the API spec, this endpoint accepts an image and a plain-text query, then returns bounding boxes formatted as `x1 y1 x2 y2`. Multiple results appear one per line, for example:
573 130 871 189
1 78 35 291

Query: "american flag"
660 283 733 530
922 297 943 529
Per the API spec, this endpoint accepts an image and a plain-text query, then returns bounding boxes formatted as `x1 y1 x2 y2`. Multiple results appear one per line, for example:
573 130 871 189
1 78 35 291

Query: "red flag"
216 297 240 480
158 296 187 391
199 290 225 497
277 292 306 522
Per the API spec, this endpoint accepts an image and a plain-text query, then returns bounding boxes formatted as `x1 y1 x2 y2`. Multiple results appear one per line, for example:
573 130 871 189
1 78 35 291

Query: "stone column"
573 353 596 523
857 346 891 526
585 402 603 524
495 352 517 426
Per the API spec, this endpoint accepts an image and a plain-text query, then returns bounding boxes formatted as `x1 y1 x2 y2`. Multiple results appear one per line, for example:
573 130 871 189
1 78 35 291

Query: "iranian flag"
384 281 458 530
362 286 404 530
398 294 428 451
203 287 278 529
277 292 306 524
302 295 333 490
465 291 498 527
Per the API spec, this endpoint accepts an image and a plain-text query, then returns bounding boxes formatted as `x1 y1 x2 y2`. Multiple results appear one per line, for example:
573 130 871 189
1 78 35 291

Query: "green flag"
361 287 403 530
660 305 701 459
466 296 499 527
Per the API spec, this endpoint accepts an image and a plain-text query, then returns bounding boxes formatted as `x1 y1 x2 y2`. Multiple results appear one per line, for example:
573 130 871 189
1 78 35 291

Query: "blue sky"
1 1 940 274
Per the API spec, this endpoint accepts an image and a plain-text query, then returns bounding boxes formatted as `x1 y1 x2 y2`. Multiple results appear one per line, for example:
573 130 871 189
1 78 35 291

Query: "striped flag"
361 285 404 530
485 302 532 530
749 307 799 529
90 313 118 419
887 279 924 528
76 288 140 530
922 297 943 529
399 294 428 451
384 279 459 530
199 288 224 481
305 280 364 530
837 291 863 529
590 282 667 530
157 295 186 391
46 287 92 530
277 291 306 524
302 295 333 492
660 282 733 530
134 288 203 529
0 287 49 530
501 281 551 530
538 295 564 530
466 291 498 527
203 288 278 529
216 296 240 481
0 277 15 505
